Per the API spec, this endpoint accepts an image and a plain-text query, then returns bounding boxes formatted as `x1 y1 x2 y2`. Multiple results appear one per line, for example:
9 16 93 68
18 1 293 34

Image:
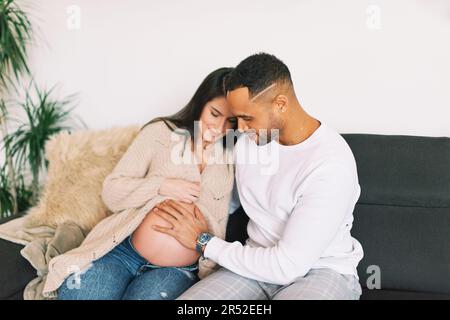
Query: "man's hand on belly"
152 199 210 250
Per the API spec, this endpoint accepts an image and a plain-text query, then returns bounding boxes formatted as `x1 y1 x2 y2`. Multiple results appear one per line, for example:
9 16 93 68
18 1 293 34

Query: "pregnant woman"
43 67 237 300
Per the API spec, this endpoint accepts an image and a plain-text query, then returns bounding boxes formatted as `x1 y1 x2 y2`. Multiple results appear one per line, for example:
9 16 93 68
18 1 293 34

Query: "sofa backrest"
342 134 450 294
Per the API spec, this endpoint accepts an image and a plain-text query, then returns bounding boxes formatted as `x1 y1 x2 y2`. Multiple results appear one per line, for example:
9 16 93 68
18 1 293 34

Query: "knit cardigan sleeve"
101 122 166 213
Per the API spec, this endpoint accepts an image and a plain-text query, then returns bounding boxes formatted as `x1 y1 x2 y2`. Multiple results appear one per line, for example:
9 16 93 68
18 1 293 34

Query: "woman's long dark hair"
140 67 235 143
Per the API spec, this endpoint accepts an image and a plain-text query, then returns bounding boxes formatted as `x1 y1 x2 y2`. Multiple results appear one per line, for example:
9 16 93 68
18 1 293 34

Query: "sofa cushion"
342 134 450 208
0 237 36 300
352 204 450 294
24 125 141 233
343 134 450 296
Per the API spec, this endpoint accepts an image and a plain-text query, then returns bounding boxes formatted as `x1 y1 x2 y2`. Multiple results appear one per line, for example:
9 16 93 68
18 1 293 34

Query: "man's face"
226 87 281 145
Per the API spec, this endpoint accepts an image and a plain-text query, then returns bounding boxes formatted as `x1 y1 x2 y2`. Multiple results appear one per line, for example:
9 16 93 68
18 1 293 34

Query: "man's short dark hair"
224 52 292 99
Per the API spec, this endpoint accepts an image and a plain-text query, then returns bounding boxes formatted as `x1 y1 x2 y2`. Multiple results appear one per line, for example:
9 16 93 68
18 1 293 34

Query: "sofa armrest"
0 211 36 300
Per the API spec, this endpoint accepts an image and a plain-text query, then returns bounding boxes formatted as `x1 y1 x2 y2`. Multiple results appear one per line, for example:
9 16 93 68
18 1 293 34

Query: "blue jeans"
57 235 199 300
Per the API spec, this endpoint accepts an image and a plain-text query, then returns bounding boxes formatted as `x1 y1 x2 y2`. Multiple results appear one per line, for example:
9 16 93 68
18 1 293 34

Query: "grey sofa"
1 133 449 299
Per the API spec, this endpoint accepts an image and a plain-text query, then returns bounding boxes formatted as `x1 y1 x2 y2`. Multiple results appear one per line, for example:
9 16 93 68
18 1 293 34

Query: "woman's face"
199 96 235 143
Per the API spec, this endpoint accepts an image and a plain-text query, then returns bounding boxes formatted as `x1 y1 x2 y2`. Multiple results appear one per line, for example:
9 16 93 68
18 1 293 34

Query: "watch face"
199 233 211 243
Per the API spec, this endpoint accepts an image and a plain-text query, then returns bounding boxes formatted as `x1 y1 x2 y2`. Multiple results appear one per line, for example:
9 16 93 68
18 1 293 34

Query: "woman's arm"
101 124 165 213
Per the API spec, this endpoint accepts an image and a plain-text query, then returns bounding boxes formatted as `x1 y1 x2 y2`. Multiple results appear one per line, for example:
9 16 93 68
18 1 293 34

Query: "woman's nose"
218 118 229 133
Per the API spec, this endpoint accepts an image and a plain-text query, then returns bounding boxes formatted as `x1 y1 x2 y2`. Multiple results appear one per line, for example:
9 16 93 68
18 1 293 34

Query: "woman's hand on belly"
131 202 200 267
158 178 201 204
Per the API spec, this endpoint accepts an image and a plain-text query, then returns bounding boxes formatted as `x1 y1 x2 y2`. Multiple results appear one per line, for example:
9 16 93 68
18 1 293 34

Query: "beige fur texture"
24 125 142 233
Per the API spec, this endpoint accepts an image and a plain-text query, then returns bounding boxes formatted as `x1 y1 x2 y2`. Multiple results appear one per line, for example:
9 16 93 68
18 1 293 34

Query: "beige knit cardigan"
42 120 235 298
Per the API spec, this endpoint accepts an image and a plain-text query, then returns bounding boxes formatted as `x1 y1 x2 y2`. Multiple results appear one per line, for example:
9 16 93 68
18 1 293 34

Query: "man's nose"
237 119 248 133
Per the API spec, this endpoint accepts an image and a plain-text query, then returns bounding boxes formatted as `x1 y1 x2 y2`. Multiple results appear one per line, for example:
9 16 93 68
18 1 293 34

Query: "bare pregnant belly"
131 208 200 267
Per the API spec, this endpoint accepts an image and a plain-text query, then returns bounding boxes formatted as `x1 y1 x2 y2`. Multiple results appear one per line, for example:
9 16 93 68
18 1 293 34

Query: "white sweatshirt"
204 122 364 285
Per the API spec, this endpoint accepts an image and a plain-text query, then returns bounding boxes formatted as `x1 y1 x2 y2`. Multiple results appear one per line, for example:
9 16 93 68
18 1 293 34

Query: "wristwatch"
196 232 213 258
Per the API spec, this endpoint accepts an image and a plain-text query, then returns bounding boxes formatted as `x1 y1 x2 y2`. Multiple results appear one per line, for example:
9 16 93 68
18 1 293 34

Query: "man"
153 53 364 300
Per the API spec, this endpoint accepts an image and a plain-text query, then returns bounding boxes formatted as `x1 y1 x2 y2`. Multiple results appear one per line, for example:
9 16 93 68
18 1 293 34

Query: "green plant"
3 82 86 207
0 1 86 218
0 163 14 217
0 161 32 218
0 0 33 216
0 0 32 90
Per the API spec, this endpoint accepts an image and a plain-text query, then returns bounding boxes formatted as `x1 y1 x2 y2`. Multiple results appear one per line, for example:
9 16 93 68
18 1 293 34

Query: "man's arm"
203 164 359 285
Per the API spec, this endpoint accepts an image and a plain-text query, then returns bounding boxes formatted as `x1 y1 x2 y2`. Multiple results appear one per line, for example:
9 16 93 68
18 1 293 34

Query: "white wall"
23 0 450 137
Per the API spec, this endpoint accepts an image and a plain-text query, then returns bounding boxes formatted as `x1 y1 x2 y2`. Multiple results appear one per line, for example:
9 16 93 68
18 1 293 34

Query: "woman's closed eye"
211 110 220 117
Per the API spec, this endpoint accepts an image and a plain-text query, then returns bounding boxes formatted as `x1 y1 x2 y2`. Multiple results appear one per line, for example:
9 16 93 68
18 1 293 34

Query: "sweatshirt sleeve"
101 123 166 213
203 164 359 285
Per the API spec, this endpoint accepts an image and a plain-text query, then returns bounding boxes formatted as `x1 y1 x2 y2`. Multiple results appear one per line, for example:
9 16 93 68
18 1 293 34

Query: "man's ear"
273 94 289 113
